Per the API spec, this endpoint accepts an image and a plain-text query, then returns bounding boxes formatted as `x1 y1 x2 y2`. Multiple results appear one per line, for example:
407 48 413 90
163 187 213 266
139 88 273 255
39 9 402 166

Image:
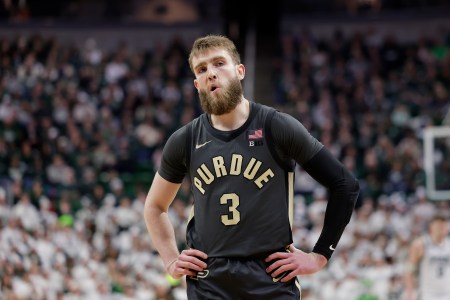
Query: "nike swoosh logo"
329 245 335 251
273 272 288 283
195 141 212 149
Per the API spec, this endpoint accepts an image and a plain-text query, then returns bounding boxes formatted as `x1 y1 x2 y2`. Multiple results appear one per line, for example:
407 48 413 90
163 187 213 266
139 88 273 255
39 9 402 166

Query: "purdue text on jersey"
193 154 274 194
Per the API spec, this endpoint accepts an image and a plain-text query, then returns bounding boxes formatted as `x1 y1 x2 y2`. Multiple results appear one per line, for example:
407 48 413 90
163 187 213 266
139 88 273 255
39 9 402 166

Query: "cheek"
194 81 205 91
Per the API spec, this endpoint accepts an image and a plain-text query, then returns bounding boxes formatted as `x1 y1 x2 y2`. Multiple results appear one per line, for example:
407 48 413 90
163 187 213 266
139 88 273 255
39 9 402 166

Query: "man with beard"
144 35 360 299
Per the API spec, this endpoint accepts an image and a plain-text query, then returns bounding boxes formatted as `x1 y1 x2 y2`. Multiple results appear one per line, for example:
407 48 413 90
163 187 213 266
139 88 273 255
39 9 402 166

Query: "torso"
186 102 295 257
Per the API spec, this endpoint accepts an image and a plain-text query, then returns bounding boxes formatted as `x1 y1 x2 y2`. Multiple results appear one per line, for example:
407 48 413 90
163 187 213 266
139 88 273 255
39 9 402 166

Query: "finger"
265 251 289 263
184 268 199 276
176 268 197 277
270 263 293 278
266 260 281 274
178 260 206 272
181 256 208 269
171 264 195 278
266 255 292 273
184 249 208 259
180 251 208 268
173 261 203 277
281 272 297 283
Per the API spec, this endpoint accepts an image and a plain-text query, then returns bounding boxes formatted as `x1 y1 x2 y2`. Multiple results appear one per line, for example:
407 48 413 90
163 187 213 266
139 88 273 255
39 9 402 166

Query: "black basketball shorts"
186 256 302 300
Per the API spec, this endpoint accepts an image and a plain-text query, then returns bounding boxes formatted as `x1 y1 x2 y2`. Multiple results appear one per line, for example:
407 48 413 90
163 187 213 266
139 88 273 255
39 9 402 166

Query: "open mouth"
210 86 218 92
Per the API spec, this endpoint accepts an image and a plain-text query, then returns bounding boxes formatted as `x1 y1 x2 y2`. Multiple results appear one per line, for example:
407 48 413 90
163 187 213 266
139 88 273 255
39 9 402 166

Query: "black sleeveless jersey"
184 102 296 257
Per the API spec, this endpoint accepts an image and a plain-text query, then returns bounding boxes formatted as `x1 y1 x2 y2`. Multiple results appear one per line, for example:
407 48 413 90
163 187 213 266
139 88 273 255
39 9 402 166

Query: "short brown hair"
430 211 449 223
188 35 241 72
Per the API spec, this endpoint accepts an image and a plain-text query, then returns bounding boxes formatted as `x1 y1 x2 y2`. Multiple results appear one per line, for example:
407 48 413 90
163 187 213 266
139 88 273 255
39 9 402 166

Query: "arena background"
0 0 450 299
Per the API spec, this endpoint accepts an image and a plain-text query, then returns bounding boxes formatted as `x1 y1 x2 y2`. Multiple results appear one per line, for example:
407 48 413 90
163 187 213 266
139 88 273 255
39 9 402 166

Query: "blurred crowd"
0 33 198 299
274 27 450 299
0 26 449 299
273 27 450 203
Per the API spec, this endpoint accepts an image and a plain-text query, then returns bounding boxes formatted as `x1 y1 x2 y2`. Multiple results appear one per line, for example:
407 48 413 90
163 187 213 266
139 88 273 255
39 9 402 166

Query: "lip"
209 85 220 94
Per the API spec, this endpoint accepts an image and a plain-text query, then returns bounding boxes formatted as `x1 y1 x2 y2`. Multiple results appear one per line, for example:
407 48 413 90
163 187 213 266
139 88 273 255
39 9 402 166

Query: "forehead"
191 48 232 68
431 218 448 225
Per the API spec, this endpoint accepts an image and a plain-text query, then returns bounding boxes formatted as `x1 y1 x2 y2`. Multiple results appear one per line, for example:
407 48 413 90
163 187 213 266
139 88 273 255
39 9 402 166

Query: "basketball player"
144 35 360 299
404 212 450 300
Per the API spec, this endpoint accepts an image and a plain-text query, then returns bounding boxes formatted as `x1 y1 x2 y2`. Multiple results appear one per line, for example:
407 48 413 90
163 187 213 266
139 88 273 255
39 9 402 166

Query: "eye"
197 67 206 74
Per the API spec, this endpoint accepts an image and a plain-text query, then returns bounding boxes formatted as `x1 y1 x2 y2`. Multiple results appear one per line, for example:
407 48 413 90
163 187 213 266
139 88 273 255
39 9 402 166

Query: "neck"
210 97 249 131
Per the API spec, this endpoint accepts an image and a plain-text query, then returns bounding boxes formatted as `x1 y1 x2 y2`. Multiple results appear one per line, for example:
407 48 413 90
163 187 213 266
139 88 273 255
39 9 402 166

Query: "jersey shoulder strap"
185 121 193 172
184 116 203 172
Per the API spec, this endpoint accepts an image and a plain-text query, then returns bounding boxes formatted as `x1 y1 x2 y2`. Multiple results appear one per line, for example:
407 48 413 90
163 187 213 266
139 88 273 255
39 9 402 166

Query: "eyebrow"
194 55 227 71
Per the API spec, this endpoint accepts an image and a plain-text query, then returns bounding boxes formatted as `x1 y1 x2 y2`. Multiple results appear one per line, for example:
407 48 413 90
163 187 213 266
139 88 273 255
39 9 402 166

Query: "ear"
236 64 245 80
194 79 199 90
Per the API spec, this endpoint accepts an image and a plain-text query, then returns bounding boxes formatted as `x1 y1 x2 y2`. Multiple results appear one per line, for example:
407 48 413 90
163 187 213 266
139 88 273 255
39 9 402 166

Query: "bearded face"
198 76 243 115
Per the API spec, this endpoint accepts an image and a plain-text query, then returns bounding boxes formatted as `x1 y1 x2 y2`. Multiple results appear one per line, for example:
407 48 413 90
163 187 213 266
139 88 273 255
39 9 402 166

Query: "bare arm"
404 238 424 300
144 172 207 278
144 172 181 267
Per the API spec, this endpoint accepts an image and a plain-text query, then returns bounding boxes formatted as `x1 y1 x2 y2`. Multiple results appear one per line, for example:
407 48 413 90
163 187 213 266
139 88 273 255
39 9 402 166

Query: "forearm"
143 172 183 269
313 176 359 258
302 148 359 259
404 271 416 294
404 243 421 298
145 204 180 268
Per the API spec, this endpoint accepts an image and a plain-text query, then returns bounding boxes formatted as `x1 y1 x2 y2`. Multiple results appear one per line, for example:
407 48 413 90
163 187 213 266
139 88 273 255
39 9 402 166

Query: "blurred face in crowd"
429 217 449 241
191 47 245 115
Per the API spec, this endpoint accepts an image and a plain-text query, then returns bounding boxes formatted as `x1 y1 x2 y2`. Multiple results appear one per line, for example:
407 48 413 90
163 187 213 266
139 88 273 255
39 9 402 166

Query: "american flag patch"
248 128 263 140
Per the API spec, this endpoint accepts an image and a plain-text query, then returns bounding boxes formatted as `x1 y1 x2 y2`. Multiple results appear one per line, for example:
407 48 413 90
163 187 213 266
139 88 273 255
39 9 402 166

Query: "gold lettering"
230 154 242 175
194 155 274 193
197 164 214 184
254 169 275 188
193 177 205 194
213 156 227 178
243 158 262 180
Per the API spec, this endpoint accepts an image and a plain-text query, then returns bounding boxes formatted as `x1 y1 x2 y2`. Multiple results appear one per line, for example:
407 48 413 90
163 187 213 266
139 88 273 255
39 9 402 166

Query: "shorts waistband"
215 247 288 260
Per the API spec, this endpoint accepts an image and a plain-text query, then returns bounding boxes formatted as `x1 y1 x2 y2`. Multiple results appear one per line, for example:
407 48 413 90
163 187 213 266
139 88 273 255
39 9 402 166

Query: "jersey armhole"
185 122 193 174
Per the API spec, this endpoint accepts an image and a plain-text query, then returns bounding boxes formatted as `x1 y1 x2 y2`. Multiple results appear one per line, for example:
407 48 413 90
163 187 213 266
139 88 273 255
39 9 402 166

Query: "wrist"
312 252 328 267
165 258 177 273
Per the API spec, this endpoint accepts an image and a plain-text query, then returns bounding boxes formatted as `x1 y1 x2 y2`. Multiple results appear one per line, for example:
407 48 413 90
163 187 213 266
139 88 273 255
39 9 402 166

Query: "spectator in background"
404 212 450 300
12 193 40 231
0 187 10 224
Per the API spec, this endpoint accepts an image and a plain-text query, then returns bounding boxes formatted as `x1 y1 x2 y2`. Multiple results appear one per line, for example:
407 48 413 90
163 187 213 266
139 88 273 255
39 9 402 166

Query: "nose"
207 68 217 80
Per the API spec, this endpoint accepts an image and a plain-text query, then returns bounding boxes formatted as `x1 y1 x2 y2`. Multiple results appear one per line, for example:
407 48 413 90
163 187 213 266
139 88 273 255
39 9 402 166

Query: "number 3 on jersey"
220 193 240 225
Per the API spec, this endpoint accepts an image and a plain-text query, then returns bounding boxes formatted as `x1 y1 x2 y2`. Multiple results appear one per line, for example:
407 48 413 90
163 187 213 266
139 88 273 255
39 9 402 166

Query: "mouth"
209 85 219 93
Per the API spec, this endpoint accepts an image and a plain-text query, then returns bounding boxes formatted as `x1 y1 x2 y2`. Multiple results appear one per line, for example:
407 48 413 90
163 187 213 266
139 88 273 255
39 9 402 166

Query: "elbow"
143 196 158 222
333 167 360 210
143 199 151 223
350 175 360 196
346 173 360 208
144 195 167 221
